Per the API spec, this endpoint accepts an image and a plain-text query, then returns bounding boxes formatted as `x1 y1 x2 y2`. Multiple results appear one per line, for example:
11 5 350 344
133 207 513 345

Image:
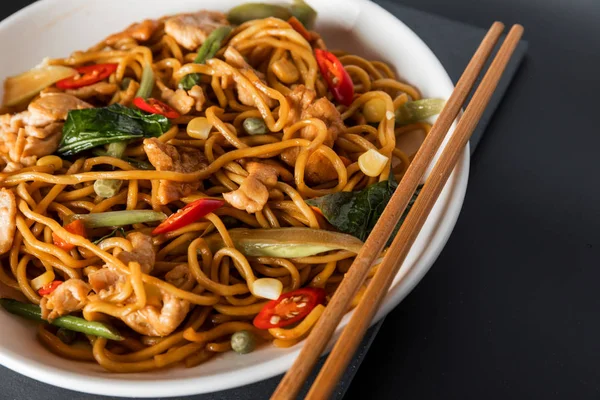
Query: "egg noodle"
0 13 430 372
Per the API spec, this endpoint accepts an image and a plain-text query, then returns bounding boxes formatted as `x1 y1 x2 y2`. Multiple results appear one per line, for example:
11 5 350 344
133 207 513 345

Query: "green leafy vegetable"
179 26 233 90
395 98 446 125
0 299 123 341
307 175 422 245
58 103 170 156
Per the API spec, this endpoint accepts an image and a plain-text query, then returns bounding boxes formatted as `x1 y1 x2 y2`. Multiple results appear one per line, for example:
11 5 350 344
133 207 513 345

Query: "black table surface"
348 0 600 399
1 0 598 399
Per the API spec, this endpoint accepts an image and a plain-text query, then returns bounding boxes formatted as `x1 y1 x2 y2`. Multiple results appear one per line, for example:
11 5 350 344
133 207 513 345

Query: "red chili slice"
38 281 63 296
253 287 327 329
287 16 313 41
56 63 118 90
152 198 225 235
133 97 181 119
52 220 87 252
314 49 355 107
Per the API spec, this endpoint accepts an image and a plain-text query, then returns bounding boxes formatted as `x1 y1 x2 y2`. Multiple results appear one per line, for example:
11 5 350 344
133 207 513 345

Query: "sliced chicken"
40 279 91 321
27 92 93 122
285 83 317 124
87 266 128 302
0 93 92 170
0 188 16 255
105 19 160 46
143 138 208 205
164 11 229 51
88 264 190 337
119 290 190 337
224 46 276 109
187 85 207 112
223 161 278 213
157 81 204 115
65 82 119 100
280 85 346 184
116 232 156 274
165 264 194 291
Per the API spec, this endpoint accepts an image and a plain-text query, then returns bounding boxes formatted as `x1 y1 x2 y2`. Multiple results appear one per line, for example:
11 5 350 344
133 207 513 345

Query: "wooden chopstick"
271 21 508 400
304 23 525 400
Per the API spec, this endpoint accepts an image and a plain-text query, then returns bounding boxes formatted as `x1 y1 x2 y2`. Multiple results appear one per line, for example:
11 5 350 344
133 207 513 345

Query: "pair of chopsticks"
271 21 524 400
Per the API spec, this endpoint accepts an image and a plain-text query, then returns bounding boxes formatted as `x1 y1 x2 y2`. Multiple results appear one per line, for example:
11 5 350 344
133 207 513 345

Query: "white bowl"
0 0 469 397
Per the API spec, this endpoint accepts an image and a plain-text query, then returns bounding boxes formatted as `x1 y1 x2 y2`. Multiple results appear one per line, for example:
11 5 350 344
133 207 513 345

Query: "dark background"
349 0 600 399
1 0 599 399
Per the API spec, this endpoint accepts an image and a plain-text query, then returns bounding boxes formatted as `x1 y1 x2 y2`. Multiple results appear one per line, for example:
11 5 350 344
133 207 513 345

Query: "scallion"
68 210 166 228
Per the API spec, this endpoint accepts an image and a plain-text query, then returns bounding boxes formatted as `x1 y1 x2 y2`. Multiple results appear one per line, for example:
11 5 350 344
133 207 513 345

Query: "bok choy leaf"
307 174 422 246
57 103 170 156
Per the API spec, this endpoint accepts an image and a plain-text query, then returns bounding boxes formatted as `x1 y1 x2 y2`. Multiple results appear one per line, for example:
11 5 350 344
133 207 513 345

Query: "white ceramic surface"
0 0 469 397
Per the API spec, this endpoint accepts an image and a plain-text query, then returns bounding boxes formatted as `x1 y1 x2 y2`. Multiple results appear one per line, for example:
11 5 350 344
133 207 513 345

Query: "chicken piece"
285 83 317 124
0 93 92 170
88 264 190 336
0 188 16 255
143 138 208 205
119 290 190 337
118 80 140 106
27 92 93 122
164 11 229 51
158 83 194 115
280 85 346 184
223 162 278 213
65 82 119 100
224 46 276 109
157 81 206 115
40 279 91 321
188 85 206 112
116 232 156 274
301 150 340 184
105 19 160 46
165 264 194 291
300 99 345 144
87 266 126 301
284 85 345 146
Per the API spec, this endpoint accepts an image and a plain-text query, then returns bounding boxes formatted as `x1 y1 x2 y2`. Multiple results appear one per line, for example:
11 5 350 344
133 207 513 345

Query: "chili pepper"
38 281 63 296
56 63 118 90
133 97 181 119
253 287 327 329
152 198 225 235
314 49 355 106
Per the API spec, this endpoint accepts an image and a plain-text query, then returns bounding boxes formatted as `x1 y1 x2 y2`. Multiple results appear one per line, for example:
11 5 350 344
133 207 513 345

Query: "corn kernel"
187 117 212 140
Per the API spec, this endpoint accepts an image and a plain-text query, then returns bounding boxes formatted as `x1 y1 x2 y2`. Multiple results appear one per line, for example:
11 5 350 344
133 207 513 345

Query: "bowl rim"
0 0 470 397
